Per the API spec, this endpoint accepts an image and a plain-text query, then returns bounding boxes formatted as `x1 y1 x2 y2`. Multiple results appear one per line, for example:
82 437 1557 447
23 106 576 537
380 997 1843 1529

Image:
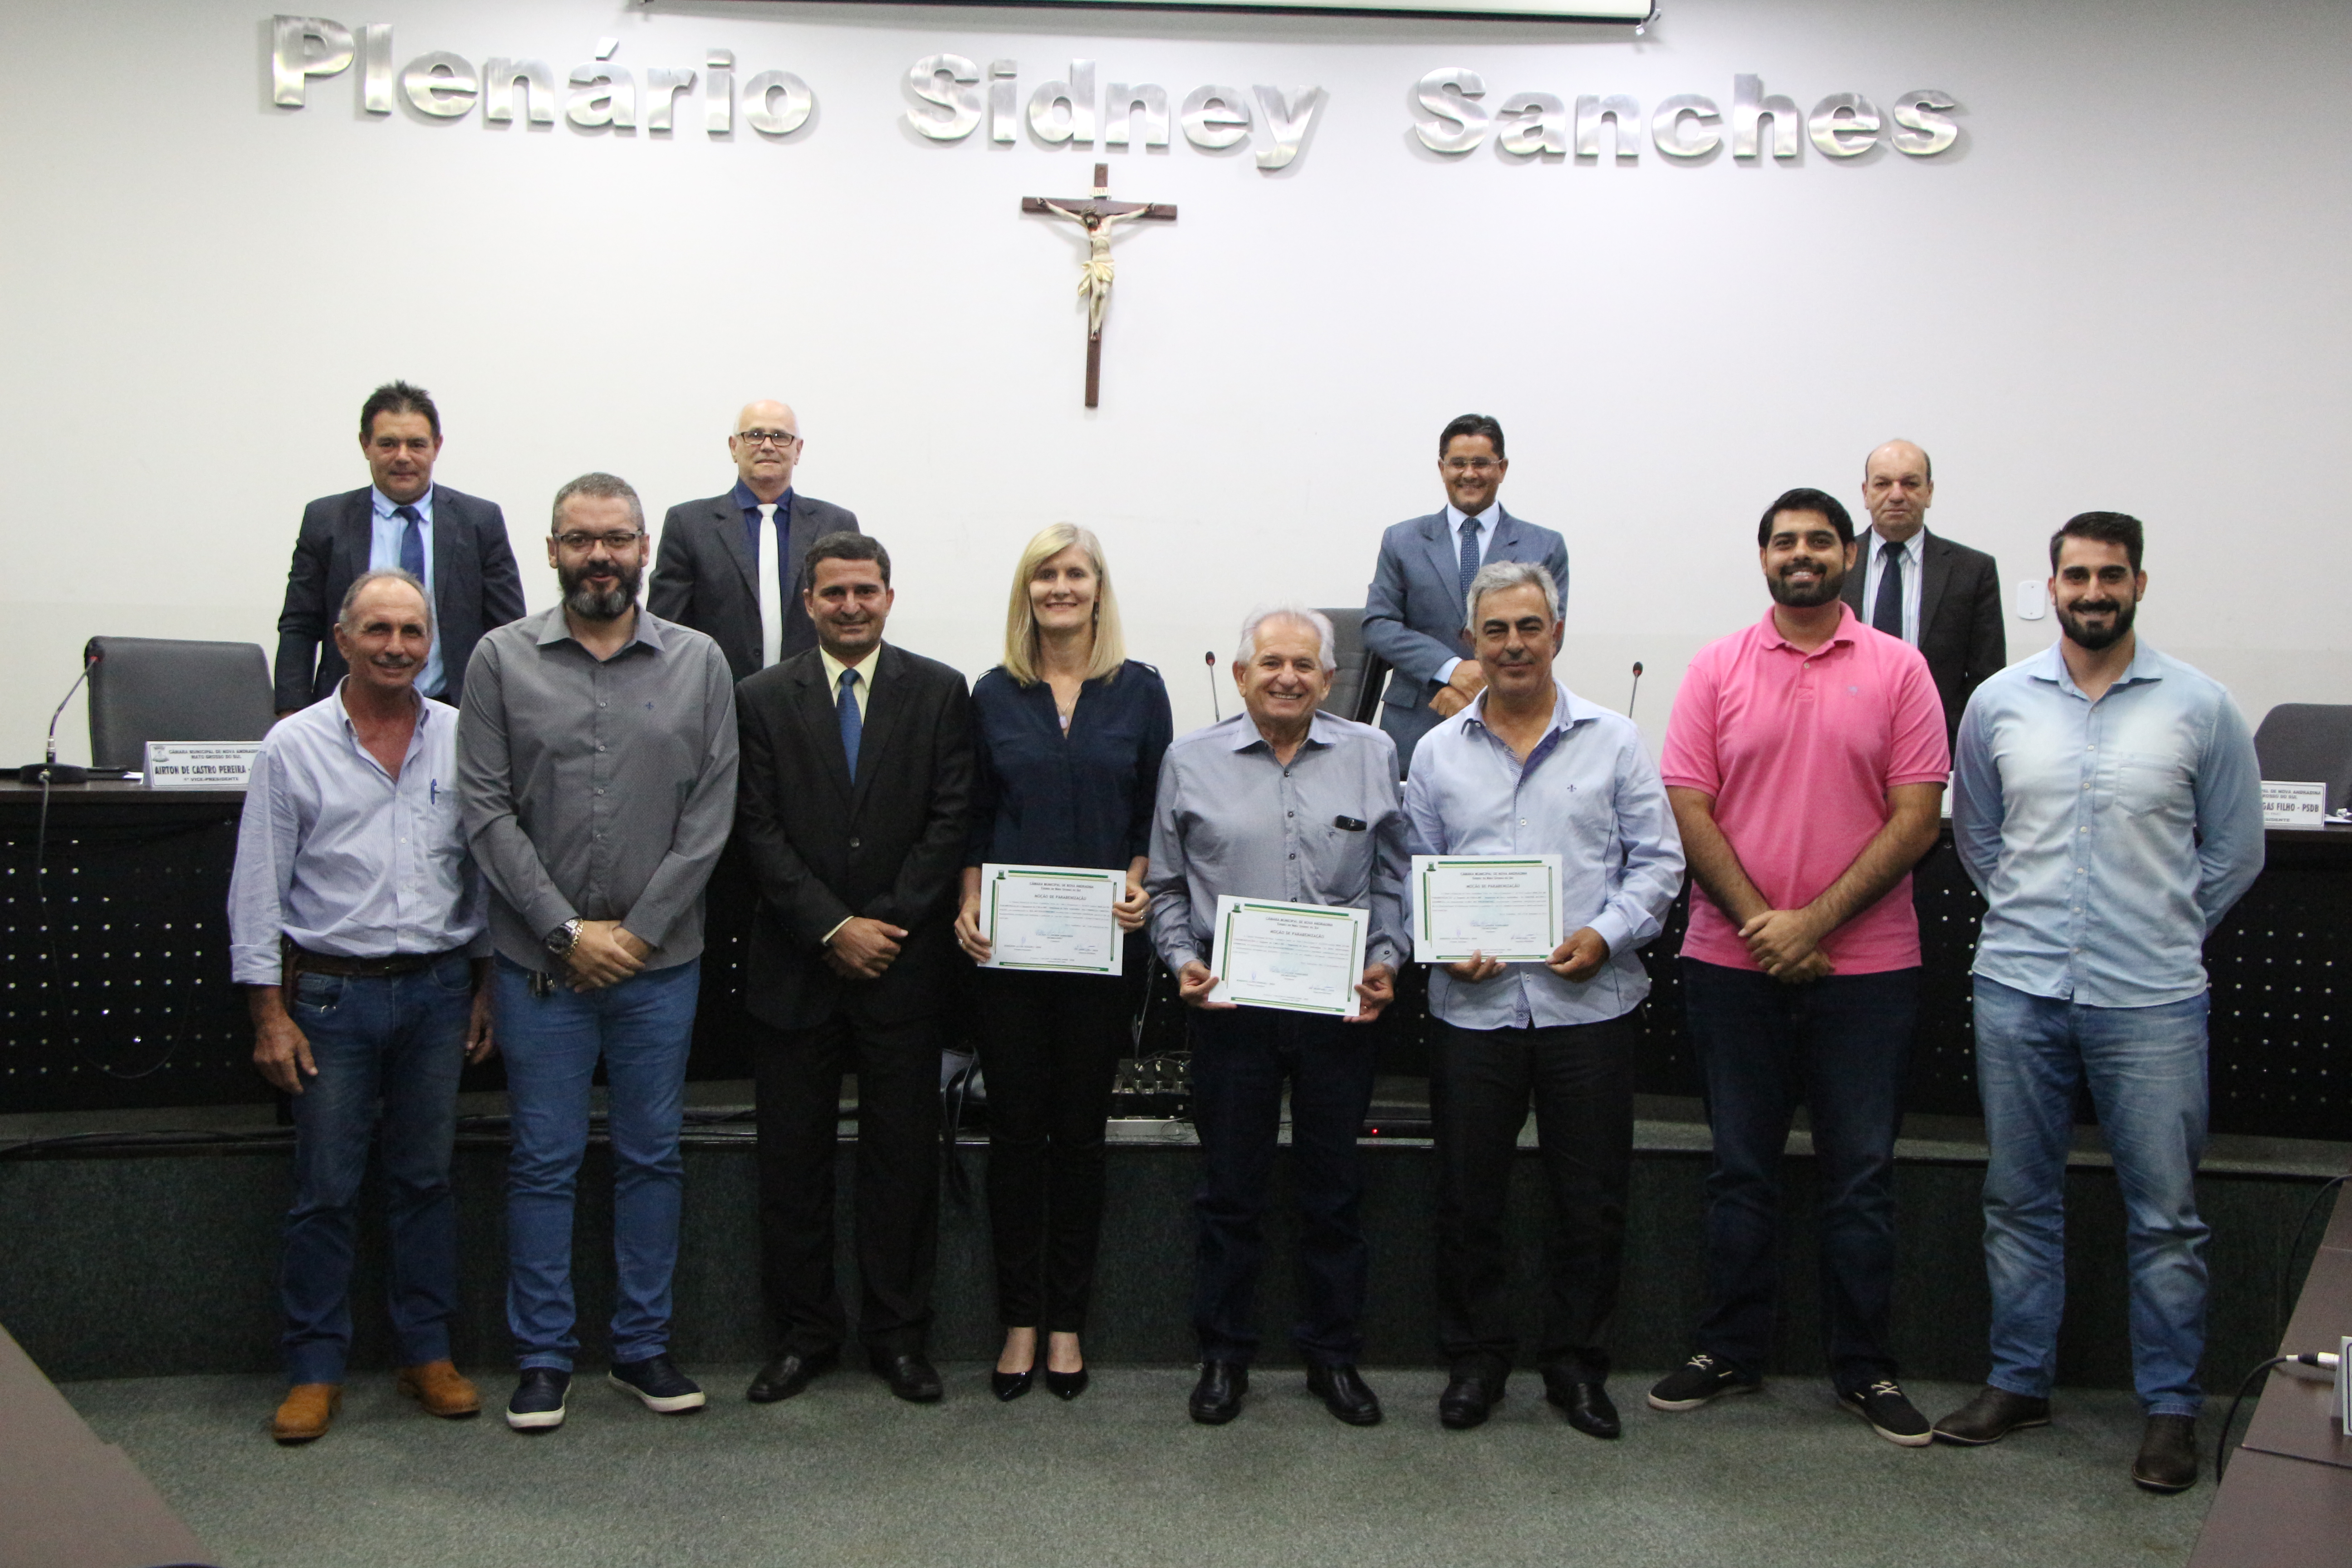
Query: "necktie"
757 503 785 668
1872 540 1906 639
395 504 425 583
838 667 862 779
1457 516 1482 603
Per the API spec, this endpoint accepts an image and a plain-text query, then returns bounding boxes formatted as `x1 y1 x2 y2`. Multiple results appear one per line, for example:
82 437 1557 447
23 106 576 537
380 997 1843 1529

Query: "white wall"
4 0 2345 762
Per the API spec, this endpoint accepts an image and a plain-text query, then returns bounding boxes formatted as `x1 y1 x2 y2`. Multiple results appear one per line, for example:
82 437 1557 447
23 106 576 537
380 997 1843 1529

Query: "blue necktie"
838 668 862 780
1873 541 1906 638
1457 516 1482 602
395 504 426 583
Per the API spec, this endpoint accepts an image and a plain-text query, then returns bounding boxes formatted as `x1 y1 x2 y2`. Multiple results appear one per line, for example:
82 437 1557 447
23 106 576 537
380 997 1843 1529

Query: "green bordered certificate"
980 863 1124 975
1411 854 1563 964
1209 895 1369 1017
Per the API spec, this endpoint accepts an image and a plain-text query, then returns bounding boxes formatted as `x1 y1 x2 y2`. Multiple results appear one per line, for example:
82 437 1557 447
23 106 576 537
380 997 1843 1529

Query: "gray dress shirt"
1146 711 1409 976
457 605 739 973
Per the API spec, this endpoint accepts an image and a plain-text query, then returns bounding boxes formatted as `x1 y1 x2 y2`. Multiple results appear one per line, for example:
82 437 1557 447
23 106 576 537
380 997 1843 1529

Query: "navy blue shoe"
505 1368 571 1432
608 1354 706 1414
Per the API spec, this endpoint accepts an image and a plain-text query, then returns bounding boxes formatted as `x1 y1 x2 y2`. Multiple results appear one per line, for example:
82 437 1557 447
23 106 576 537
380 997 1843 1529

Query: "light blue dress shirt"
369 485 442 697
1953 640 2264 1008
227 684 488 986
1858 526 1926 647
1434 502 1497 688
1146 710 1410 976
1405 681 1685 1029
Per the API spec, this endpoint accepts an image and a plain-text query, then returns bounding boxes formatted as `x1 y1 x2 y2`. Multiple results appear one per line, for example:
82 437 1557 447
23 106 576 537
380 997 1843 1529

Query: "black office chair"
2252 704 2352 816
85 636 275 772
1316 607 1390 727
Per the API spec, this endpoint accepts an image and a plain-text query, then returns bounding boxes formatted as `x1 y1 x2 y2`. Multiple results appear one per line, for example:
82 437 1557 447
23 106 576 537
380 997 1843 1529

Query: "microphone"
1626 661 1644 720
19 644 98 785
1204 651 1221 723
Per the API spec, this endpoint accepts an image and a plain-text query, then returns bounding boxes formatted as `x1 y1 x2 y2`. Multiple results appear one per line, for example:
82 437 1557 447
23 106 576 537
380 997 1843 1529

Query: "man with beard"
457 473 739 1433
1933 514 2262 1494
230 570 496 1443
1650 488 1949 1446
730 532 973 1405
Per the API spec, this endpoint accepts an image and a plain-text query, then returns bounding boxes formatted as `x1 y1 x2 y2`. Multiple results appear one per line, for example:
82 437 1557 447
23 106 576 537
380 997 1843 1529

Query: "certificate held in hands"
1209 895 1370 1018
979 863 1125 975
1411 854 1564 964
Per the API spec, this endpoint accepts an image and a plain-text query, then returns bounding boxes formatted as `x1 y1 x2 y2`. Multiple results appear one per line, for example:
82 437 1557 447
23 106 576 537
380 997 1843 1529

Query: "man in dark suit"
732 531 973 1406
1840 439 2007 745
1363 413 1570 777
648 400 860 683
273 381 525 715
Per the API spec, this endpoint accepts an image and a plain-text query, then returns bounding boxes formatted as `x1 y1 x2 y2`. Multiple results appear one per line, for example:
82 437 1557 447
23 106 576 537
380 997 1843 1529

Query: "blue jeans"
1973 976 2211 1416
281 953 473 1386
496 956 700 1371
1681 959 1918 1389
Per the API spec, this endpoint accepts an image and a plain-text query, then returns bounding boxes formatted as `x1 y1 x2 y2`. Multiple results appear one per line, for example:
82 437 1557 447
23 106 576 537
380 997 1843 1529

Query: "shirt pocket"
2113 750 2189 820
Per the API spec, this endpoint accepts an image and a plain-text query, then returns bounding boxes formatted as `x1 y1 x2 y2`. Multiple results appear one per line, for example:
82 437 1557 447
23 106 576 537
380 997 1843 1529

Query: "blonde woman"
954 525 1173 1401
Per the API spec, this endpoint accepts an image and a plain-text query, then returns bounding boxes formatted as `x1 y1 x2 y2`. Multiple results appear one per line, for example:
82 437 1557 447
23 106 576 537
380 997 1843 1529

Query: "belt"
282 940 461 982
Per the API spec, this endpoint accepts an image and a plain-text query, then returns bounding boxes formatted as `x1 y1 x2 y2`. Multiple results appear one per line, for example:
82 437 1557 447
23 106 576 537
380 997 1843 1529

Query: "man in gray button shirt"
1146 603 1408 1429
457 472 739 1434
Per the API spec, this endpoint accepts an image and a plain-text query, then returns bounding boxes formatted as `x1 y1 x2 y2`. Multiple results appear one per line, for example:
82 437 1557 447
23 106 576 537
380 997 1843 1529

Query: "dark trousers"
1431 1014 1637 1384
974 967 1126 1333
752 1010 941 1361
1681 958 1919 1390
1188 1006 1378 1368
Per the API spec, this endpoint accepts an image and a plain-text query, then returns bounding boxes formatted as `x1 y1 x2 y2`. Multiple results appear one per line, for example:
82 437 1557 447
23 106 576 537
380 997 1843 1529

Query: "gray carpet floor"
63 1367 2217 1568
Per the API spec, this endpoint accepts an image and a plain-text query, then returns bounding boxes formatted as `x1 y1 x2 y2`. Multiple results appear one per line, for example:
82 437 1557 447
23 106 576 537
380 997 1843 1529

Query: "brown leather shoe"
272 1383 342 1444
396 1360 482 1419
2132 1413 2200 1493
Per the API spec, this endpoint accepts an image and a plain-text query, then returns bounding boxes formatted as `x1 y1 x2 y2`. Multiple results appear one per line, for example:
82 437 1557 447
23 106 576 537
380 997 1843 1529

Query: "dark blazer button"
849 837 862 849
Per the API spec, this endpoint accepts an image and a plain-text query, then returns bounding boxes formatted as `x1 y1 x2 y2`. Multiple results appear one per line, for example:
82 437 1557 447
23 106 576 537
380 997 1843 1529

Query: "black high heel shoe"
992 1367 1035 1401
1044 1367 1089 1401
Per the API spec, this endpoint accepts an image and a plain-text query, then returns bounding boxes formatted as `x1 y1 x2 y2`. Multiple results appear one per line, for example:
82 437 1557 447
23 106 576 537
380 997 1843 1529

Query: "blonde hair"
1002 524 1127 686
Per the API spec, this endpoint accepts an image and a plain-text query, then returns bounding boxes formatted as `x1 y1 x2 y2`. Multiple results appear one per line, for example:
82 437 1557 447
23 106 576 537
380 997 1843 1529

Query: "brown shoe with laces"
396 1360 482 1419
271 1383 342 1443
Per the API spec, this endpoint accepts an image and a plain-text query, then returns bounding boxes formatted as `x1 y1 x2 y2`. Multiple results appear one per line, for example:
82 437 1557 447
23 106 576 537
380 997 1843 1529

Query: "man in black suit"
732 531 973 1406
273 381 524 715
648 400 860 683
1840 439 2007 745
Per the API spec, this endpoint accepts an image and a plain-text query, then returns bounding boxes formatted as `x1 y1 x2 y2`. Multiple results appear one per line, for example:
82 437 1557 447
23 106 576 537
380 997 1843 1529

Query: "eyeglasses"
1443 457 1501 474
736 429 800 449
553 529 643 551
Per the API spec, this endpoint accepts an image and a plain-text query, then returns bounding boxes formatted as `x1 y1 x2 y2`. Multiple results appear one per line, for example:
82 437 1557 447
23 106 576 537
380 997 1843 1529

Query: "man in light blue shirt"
228 569 494 1445
1403 561 1683 1438
1934 512 2263 1496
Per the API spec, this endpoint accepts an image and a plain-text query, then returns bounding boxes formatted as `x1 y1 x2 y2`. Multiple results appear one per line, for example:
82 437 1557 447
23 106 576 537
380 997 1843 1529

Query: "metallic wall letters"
907 53 981 140
1180 85 1252 150
1575 94 1641 158
1891 88 1960 156
1651 93 1721 157
271 16 353 107
743 70 812 135
402 52 478 118
1252 84 1324 169
483 59 557 125
645 67 697 132
1808 91 1880 156
1498 91 1568 156
567 64 636 128
991 60 1019 143
1029 61 1098 145
1413 68 1490 154
360 24 393 114
1105 83 1171 149
706 50 735 134
1731 74 1798 159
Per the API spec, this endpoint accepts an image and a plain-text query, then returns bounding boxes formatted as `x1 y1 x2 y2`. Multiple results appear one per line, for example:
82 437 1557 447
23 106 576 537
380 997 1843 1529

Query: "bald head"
729 399 803 501
1861 438 1934 543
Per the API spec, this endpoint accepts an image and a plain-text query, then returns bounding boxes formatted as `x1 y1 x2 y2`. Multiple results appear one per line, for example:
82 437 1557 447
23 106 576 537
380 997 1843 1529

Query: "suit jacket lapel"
847 644 909 818
711 497 758 602
336 491 375 585
1916 530 1952 641
1424 513 1461 603
1490 509 1522 559
429 498 460 628
787 656 856 807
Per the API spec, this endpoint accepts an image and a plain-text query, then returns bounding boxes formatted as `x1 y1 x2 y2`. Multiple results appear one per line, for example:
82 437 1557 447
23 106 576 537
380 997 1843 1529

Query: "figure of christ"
1021 166 1177 407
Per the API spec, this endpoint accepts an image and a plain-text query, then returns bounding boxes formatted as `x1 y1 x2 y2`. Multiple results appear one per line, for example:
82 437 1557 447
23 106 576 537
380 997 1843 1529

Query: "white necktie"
757 502 784 668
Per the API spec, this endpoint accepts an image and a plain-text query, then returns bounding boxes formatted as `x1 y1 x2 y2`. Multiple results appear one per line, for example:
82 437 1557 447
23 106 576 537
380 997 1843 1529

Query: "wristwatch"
545 917 583 957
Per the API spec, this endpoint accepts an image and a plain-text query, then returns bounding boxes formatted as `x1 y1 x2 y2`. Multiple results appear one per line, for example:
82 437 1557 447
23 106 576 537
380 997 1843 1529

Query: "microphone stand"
1625 661 1644 720
19 648 98 785
1204 651 1220 723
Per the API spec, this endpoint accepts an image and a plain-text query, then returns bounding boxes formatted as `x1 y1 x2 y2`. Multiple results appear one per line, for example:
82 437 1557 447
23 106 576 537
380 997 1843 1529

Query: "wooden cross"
1022 164 1177 408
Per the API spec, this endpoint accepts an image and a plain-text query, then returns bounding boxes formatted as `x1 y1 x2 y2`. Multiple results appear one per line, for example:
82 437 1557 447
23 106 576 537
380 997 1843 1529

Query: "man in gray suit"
649 401 859 684
1363 413 1570 776
1838 438 2006 746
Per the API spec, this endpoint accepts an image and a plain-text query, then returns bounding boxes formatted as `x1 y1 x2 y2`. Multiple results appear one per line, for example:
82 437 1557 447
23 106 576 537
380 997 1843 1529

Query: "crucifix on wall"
1022 164 1177 409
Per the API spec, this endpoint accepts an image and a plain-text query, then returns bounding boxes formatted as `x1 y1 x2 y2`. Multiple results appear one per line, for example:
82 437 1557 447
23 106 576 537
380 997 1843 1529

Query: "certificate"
979 863 1124 975
1209 895 1369 1018
1411 854 1563 964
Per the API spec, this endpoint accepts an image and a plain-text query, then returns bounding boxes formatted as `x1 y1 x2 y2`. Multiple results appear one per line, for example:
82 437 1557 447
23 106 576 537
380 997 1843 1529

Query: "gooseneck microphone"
1204 651 1221 722
19 645 99 785
1626 661 1644 720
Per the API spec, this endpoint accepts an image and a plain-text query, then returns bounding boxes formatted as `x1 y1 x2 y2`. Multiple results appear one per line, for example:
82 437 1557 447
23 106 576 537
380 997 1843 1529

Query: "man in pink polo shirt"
1647 486 1949 1446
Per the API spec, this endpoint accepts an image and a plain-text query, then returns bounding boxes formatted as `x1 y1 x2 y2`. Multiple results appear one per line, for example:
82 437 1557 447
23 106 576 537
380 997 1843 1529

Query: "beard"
559 556 643 621
1767 556 1847 608
2057 595 2137 652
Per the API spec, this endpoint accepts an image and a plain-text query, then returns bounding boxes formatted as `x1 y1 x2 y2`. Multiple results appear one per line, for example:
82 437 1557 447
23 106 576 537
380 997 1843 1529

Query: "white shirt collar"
1445 502 1499 534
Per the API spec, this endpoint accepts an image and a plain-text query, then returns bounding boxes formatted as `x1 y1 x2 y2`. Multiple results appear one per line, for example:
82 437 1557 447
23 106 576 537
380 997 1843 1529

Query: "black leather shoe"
1306 1363 1383 1426
1932 1385 2051 1446
2132 1414 2200 1494
1439 1367 1504 1430
1542 1368 1622 1439
1190 1361 1249 1425
1044 1368 1089 1401
874 1353 944 1404
746 1348 838 1404
991 1367 1034 1401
